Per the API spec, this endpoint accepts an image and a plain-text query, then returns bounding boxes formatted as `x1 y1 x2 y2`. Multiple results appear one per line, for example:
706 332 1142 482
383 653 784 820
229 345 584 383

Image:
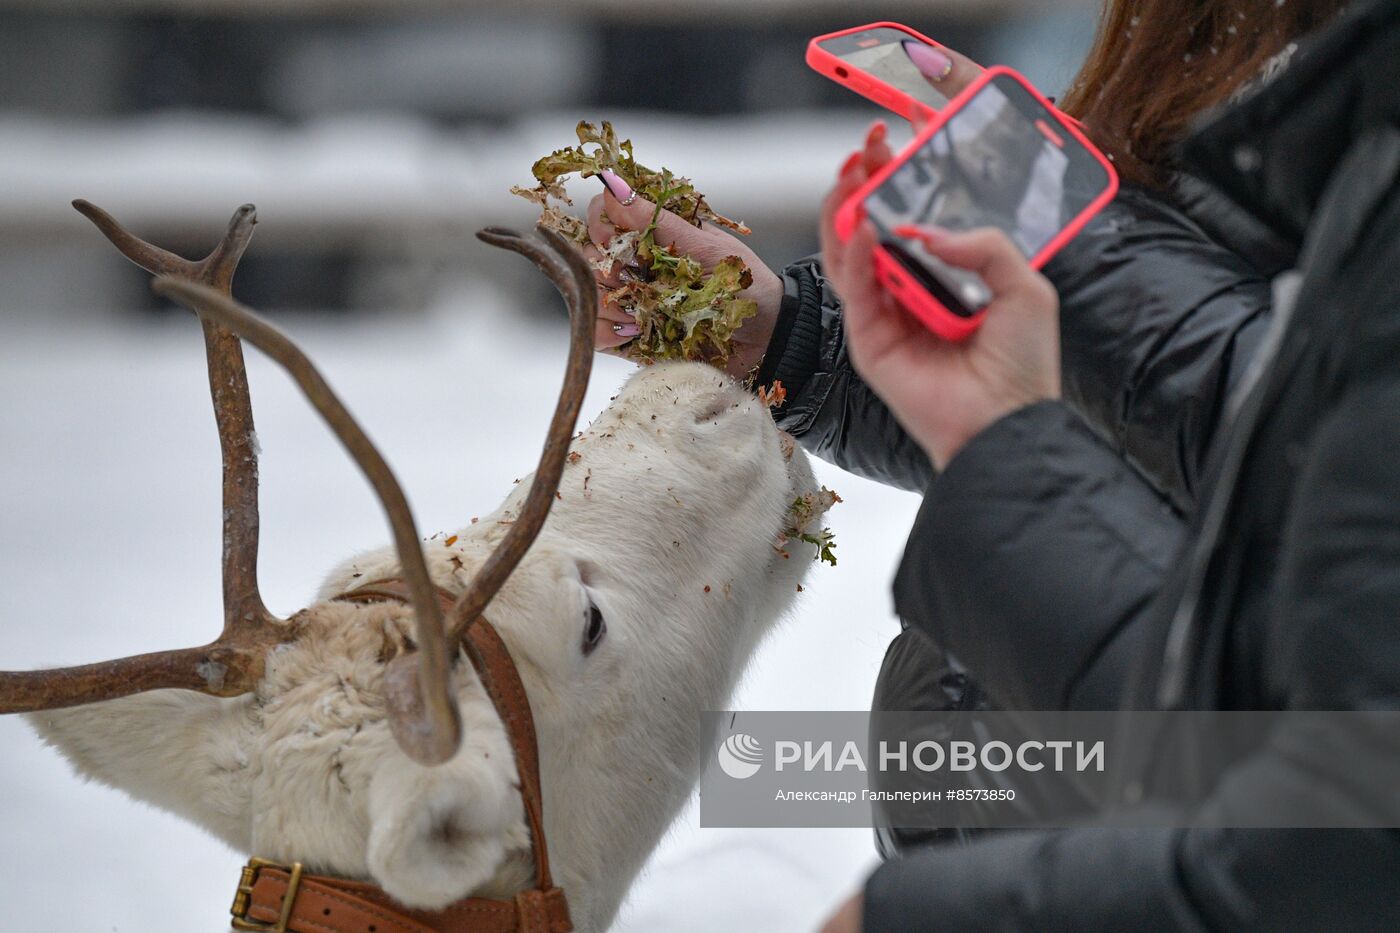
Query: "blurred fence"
0 1 1097 315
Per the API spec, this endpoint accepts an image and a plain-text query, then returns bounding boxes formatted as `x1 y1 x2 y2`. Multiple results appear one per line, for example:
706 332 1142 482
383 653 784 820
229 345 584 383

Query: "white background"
0 292 918 931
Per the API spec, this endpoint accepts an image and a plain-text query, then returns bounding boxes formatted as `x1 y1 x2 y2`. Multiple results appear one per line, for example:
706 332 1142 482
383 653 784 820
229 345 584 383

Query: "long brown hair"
1059 0 1348 188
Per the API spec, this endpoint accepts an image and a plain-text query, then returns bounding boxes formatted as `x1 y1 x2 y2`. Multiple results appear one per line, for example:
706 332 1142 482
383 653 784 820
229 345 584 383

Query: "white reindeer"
3 204 833 933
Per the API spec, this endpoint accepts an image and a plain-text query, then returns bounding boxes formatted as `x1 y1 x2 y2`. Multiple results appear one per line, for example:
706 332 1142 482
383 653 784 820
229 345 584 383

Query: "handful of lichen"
511 121 758 365
780 487 842 567
514 122 839 568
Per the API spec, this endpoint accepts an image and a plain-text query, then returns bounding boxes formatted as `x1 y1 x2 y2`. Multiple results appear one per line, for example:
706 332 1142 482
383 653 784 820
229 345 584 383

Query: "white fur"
27 361 826 932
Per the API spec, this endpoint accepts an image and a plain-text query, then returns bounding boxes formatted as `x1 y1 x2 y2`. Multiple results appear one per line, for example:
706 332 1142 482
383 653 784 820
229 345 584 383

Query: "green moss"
781 488 842 568
512 121 757 365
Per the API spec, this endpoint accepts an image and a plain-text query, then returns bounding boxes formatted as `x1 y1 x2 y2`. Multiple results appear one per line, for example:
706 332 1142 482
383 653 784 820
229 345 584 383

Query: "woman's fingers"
596 314 640 349
596 320 633 349
938 45 983 98
585 191 644 281
840 221 918 373
819 152 869 282
901 40 982 100
580 220 639 322
598 285 633 320
590 173 736 280
593 280 638 349
594 172 703 253
581 238 626 289
894 225 1050 305
597 301 633 326
586 192 621 251
837 221 883 338
861 120 894 177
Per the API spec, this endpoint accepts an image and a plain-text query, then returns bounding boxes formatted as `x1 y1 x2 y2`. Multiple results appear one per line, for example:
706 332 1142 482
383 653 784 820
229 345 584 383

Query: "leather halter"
230 580 572 933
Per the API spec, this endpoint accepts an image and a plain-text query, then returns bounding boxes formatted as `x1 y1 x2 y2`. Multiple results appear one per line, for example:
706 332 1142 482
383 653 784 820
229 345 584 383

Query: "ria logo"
717 733 764 779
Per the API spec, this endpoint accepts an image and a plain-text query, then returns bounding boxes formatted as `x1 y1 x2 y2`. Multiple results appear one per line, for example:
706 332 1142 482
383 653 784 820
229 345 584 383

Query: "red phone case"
806 22 973 122
834 66 1119 342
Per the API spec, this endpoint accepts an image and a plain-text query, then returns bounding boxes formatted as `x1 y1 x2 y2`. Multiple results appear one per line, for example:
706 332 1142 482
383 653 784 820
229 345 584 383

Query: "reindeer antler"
150 275 464 765
445 227 599 642
0 203 288 713
72 200 274 634
1 213 597 777
150 225 597 765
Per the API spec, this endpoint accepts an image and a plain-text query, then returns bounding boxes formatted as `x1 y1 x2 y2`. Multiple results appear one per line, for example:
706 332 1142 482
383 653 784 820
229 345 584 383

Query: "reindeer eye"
583 603 607 656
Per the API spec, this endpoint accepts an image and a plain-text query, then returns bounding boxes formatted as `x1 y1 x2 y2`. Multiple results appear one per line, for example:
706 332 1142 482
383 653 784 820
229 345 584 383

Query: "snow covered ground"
0 277 919 931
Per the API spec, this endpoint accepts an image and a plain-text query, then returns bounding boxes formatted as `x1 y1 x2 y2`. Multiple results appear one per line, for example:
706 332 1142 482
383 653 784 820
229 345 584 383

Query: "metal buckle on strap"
231 857 305 932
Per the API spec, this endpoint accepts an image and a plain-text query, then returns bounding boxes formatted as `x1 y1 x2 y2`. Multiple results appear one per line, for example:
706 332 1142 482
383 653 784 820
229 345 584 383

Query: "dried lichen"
778 487 842 567
512 120 758 365
757 380 788 409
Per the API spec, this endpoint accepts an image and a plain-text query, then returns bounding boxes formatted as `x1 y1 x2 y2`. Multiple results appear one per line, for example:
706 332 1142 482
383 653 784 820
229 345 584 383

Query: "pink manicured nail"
895 224 946 245
838 151 863 178
599 170 634 203
903 40 953 82
865 121 887 148
612 322 641 338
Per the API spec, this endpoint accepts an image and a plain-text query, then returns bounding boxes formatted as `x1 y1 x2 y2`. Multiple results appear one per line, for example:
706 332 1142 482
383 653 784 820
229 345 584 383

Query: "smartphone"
836 67 1118 341
807 22 970 121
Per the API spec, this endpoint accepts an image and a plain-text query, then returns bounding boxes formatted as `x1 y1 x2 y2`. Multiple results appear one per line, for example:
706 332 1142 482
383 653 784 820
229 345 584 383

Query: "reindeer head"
6 204 828 932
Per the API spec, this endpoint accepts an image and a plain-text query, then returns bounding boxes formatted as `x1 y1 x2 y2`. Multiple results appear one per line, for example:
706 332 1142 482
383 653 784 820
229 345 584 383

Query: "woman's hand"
583 119 897 378
819 155 1061 470
584 172 783 378
902 40 983 130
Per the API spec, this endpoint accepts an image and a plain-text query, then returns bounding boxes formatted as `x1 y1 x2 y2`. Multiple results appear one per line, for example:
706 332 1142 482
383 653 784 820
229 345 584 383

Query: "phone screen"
818 26 952 110
863 72 1112 317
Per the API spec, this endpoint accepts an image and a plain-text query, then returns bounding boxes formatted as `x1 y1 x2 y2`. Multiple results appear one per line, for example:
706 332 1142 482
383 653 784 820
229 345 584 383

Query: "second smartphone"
807 22 967 121
836 67 1119 341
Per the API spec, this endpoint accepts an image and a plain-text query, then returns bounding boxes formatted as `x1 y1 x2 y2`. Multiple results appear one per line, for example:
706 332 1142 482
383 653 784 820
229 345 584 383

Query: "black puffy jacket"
757 183 1283 508
770 1 1400 928
756 22 1283 861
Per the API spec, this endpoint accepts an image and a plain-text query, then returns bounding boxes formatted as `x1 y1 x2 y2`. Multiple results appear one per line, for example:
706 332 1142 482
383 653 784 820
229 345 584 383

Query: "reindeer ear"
27 691 255 852
365 709 527 909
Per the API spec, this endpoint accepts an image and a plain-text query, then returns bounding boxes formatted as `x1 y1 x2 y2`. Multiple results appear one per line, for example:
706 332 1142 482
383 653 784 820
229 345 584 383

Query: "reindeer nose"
693 385 752 424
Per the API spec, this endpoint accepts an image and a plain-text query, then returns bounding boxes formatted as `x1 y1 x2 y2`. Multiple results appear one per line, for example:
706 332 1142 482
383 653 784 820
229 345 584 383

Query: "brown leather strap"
458 611 554 892
333 580 564 924
241 864 571 933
